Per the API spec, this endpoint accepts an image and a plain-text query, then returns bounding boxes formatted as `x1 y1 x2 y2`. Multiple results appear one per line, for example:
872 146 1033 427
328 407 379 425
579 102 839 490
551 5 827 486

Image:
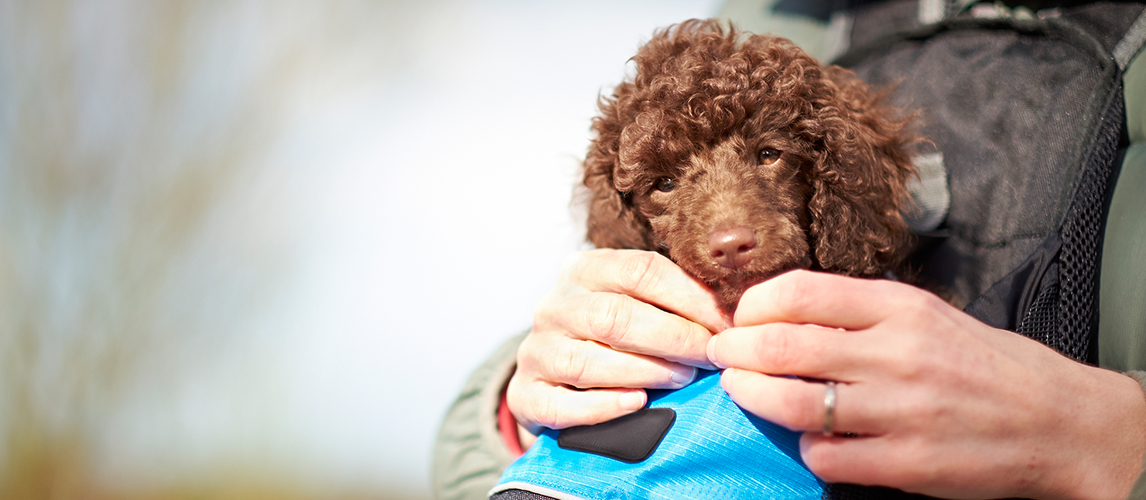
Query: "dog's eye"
758 148 782 166
655 177 676 193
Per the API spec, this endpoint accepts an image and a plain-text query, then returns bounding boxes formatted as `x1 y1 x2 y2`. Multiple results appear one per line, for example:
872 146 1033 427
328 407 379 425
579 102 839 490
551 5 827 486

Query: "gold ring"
823 381 837 436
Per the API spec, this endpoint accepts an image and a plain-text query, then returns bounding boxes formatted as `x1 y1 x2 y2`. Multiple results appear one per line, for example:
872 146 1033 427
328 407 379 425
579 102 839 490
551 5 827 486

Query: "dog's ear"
807 67 916 276
580 78 657 251
582 150 653 251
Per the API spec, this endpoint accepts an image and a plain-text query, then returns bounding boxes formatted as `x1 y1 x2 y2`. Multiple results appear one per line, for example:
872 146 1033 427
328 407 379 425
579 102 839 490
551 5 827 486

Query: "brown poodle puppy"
583 20 917 314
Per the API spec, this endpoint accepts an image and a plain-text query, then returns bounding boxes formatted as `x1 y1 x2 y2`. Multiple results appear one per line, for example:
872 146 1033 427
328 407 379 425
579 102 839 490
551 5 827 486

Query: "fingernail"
619 391 646 411
671 366 697 386
707 336 726 369
721 368 738 389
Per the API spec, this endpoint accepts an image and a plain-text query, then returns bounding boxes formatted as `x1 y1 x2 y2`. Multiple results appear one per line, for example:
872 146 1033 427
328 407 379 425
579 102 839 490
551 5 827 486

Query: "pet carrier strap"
1115 9 1146 71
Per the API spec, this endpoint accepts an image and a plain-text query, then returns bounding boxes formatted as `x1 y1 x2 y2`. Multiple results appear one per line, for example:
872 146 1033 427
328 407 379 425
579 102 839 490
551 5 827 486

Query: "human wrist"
1044 367 1146 500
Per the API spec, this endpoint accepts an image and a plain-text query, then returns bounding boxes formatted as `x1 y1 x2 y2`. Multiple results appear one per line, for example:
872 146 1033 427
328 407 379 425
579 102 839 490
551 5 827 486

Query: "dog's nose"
708 226 757 269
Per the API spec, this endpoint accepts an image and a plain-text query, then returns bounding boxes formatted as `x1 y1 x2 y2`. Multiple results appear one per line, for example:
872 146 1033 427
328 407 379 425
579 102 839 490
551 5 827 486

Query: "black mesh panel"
1015 272 1060 347
1043 86 1124 362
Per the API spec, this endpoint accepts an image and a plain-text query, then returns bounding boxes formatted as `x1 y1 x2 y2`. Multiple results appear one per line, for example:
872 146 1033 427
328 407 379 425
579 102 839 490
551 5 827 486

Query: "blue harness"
491 370 824 500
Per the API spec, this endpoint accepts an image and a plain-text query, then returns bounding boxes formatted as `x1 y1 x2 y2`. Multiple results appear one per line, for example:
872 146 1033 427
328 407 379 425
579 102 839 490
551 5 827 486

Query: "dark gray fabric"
836 13 1125 364
490 490 558 500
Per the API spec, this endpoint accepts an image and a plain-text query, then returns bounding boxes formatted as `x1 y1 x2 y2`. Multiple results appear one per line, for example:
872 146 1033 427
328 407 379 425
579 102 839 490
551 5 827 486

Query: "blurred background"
0 0 721 498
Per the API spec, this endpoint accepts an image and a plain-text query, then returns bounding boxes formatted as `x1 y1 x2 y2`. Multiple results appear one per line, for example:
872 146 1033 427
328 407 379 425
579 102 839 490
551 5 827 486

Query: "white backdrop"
283 2 725 494
81 1 724 497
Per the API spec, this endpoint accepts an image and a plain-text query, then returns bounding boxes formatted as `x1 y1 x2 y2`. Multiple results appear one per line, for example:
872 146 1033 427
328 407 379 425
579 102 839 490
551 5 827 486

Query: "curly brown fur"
583 19 918 314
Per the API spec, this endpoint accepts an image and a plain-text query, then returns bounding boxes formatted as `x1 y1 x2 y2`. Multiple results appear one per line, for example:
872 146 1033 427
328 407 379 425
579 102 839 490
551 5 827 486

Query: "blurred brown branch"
0 1 432 498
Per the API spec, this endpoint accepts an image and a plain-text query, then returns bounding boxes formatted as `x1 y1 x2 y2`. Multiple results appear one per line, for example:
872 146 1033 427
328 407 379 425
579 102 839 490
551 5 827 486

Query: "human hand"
507 249 727 445
707 270 1146 500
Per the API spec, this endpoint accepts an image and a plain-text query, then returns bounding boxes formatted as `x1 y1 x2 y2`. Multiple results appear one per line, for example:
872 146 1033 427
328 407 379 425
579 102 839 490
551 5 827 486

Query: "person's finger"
507 378 648 433
707 323 881 379
517 332 699 390
797 434 968 498
565 249 729 332
798 434 911 489
719 368 885 435
544 289 716 368
734 270 937 329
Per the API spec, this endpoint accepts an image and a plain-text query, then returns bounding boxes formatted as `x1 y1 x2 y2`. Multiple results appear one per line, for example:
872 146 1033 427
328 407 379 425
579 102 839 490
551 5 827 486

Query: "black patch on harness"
556 408 675 463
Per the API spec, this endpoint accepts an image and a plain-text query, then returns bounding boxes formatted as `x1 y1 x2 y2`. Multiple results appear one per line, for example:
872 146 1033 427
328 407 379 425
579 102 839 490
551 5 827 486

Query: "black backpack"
835 0 1142 367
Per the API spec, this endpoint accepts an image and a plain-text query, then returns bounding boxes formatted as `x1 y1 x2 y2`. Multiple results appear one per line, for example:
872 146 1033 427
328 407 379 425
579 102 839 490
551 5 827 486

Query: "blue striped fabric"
492 370 824 500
